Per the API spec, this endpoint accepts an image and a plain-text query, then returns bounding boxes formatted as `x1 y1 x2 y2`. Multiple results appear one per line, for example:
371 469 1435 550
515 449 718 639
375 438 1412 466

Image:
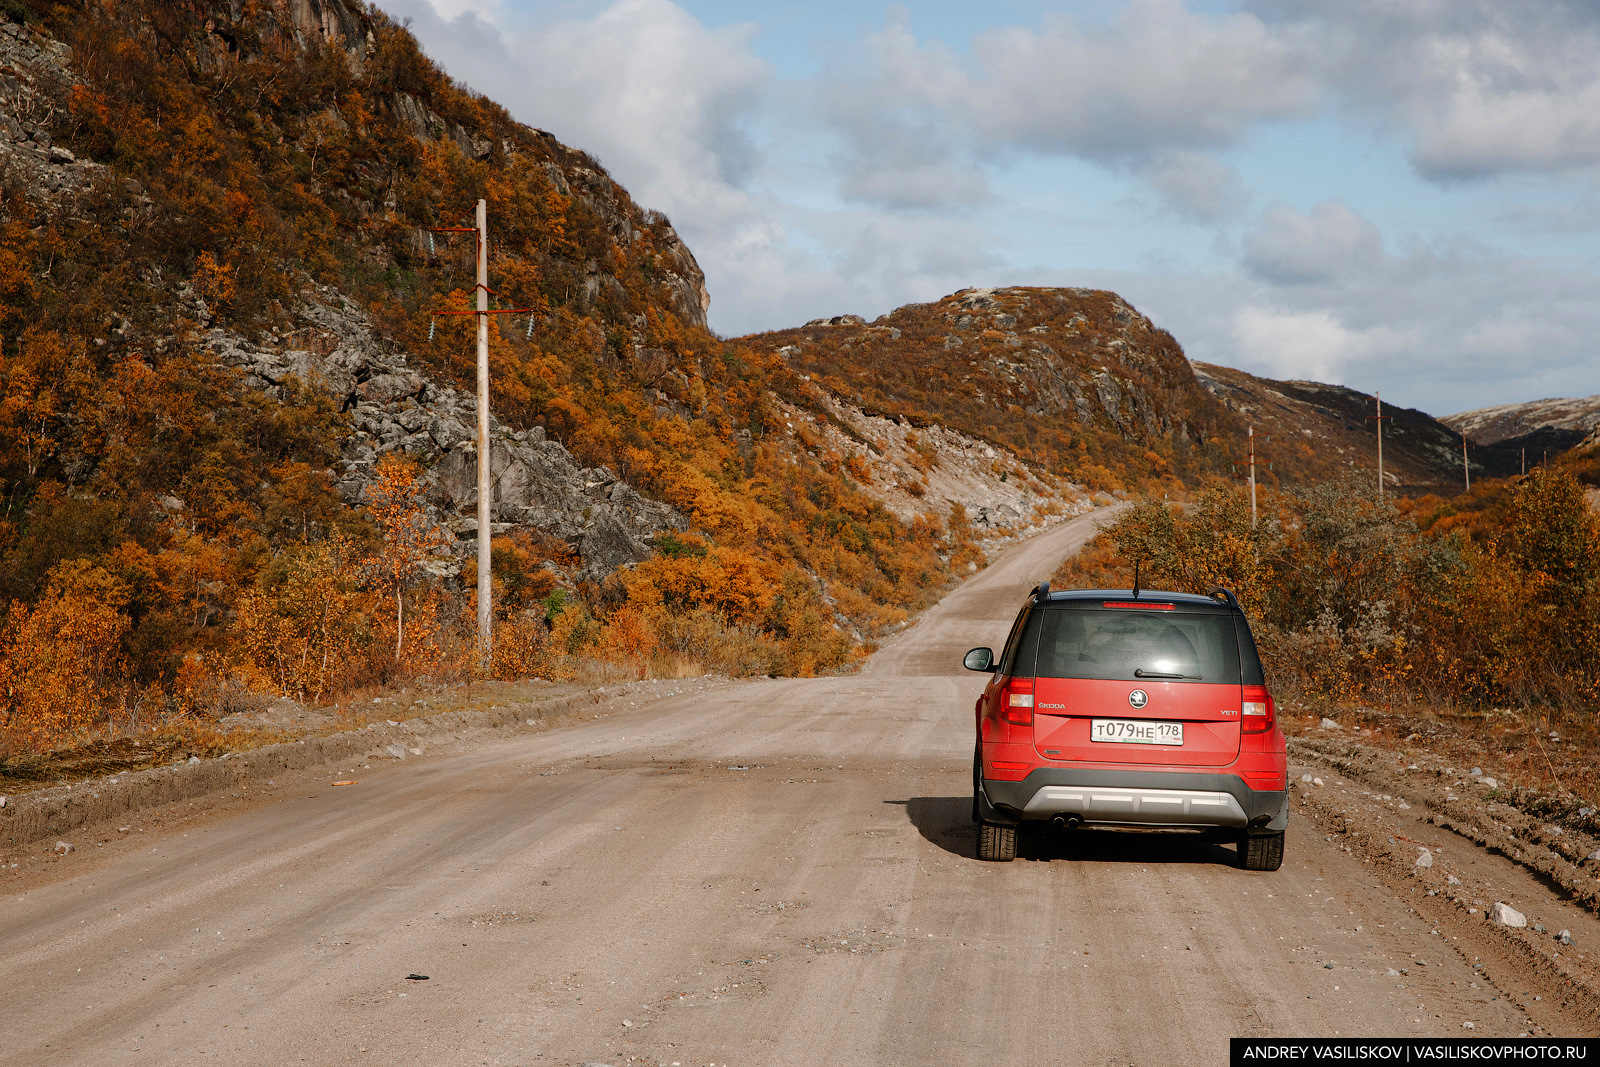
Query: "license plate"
1091 719 1183 746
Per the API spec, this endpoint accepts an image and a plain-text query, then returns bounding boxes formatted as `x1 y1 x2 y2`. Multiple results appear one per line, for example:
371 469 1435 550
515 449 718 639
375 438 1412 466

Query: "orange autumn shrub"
0 560 132 752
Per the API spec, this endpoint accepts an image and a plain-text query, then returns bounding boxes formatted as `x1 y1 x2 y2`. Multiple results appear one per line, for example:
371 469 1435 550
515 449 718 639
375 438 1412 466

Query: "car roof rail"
1206 585 1241 610
1033 580 1051 602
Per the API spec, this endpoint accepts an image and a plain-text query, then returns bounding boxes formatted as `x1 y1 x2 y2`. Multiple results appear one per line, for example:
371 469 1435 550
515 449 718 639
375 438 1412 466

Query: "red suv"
965 583 1287 869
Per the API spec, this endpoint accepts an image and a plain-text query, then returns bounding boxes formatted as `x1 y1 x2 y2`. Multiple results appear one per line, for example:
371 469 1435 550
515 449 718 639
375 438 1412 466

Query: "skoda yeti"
965 583 1287 869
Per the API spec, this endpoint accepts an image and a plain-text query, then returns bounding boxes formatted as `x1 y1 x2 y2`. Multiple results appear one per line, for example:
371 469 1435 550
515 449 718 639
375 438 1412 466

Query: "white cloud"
500 0 768 219
938 0 1318 159
1232 307 1349 382
1252 0 1600 178
711 210 1003 335
1141 151 1246 221
832 1 1310 221
1243 200 1385 283
1229 306 1412 383
414 0 500 19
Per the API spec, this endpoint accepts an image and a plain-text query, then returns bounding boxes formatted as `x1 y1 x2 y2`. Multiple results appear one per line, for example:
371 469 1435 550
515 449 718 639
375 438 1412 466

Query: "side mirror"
963 647 996 672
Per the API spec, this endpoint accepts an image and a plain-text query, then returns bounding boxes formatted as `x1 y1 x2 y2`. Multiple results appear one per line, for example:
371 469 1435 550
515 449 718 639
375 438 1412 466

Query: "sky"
382 0 1600 417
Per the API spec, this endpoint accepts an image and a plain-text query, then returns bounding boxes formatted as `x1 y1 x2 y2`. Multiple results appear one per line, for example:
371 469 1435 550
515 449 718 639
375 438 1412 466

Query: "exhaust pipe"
1052 814 1083 831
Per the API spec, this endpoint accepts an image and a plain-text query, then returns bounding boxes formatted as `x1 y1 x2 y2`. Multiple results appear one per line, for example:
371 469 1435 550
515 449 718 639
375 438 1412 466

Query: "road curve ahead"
0 508 1566 1066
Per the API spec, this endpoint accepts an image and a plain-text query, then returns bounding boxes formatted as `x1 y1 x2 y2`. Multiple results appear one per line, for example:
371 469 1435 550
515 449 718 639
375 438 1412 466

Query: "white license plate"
1090 719 1183 746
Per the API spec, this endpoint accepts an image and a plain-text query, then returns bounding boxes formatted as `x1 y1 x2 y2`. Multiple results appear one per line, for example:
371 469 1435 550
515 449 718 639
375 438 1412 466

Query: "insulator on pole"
428 318 435 342
526 315 535 341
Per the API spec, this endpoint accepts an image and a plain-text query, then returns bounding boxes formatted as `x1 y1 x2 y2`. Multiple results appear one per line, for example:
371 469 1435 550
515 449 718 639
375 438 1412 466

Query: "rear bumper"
980 767 1287 833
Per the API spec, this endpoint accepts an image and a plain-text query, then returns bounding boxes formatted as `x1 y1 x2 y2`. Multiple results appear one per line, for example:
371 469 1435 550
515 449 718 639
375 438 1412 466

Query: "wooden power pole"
1248 426 1257 527
429 199 535 670
474 199 491 667
1367 391 1390 499
1462 433 1471 493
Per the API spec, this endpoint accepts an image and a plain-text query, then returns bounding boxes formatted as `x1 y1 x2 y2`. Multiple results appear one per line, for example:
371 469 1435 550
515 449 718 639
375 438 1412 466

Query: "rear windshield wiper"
1134 668 1199 680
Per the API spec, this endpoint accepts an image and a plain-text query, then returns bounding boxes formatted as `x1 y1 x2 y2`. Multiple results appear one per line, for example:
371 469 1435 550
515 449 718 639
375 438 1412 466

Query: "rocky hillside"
0 0 708 587
1442 394 1600 445
1441 395 1600 475
1190 362 1478 491
0 0 982 702
743 286 1240 496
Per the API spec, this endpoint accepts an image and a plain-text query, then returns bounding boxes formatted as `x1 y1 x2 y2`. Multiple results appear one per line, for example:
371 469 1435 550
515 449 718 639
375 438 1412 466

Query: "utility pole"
428 200 534 671
1367 391 1390 499
1248 426 1257 527
474 199 491 668
1462 433 1471 493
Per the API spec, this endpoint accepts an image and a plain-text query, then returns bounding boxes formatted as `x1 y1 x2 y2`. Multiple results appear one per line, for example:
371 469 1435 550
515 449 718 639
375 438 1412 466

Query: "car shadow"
897 797 1242 868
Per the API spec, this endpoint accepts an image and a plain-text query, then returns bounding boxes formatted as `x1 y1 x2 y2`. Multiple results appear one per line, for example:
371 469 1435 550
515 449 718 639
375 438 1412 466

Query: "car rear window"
1021 606 1242 683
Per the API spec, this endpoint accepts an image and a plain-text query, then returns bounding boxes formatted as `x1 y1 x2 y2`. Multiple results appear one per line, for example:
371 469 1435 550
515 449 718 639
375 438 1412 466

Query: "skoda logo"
1128 689 1149 709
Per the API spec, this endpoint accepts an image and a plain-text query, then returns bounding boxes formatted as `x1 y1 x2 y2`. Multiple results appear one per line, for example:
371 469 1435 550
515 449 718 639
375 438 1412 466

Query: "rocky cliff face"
0 19 105 198
1 1 701 583
208 290 687 582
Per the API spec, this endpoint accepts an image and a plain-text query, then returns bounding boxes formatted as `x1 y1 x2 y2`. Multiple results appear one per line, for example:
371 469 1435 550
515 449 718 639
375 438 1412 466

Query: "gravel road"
2 508 1595 1067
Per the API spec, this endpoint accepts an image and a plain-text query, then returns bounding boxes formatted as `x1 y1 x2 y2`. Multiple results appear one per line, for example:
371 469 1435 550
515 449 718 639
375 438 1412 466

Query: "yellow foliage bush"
0 560 131 752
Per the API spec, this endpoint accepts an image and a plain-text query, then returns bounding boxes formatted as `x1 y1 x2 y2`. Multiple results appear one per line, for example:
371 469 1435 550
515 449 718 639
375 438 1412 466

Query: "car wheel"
977 821 1017 862
1240 830 1284 871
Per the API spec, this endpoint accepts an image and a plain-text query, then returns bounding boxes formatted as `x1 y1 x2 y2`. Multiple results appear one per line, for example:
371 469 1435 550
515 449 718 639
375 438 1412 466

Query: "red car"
965 583 1287 869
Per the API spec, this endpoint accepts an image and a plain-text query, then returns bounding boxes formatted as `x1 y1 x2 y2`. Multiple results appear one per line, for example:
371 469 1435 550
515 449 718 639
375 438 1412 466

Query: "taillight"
1242 685 1275 734
1000 678 1034 725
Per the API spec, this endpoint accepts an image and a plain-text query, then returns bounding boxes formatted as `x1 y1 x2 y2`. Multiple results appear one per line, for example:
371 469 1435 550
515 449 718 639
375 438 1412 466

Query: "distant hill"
1440 395 1600 474
739 286 1240 497
1442 394 1600 445
1189 363 1476 491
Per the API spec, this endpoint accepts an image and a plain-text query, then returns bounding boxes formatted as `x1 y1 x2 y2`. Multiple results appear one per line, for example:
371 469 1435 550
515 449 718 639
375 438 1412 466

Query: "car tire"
977 821 1017 862
1241 830 1284 871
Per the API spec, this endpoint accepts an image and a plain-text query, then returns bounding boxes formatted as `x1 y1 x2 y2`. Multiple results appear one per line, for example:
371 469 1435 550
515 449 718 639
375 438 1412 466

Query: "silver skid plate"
1022 785 1248 827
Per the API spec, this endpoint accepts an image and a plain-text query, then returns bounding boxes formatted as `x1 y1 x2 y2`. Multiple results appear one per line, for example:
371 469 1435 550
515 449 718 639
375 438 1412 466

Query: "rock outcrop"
209 290 686 582
0 19 108 200
744 286 1234 492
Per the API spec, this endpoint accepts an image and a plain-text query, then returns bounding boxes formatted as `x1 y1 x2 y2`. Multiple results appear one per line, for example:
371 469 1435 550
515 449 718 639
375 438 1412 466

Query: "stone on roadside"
1447 875 1461 886
385 744 407 759
1557 930 1573 945
1461 1022 1476 1030
1386 968 1400 976
1320 718 1341 730
187 755 200 764
1300 774 1313 783
1414 850 1433 868
1478 776 1498 789
1488 902 1526 927
54 841 74 854
1313 777 1324 787
408 747 422 755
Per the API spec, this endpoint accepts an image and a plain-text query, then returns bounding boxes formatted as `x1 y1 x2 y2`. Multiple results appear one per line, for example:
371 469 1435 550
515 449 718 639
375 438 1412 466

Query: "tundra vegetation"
1054 452 1600 803
0 1 980 756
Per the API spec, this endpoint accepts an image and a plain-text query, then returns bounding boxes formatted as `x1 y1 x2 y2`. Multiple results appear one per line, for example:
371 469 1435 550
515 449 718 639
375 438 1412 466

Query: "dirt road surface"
3 509 1596 1066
